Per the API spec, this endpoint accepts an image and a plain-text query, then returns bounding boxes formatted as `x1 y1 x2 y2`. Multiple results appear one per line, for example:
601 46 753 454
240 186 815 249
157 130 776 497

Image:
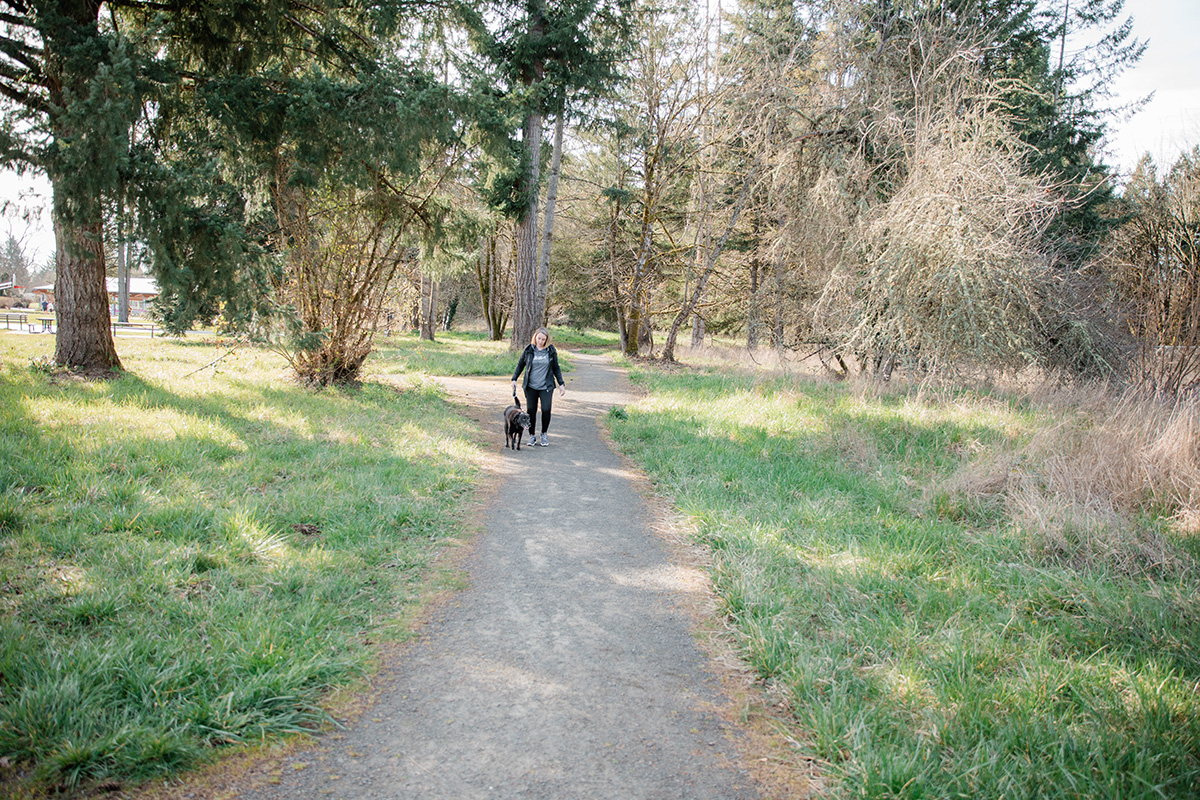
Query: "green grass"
0 334 486 793
546 327 622 351
372 330 516 377
370 328 597 379
606 367 1200 800
371 328 591 378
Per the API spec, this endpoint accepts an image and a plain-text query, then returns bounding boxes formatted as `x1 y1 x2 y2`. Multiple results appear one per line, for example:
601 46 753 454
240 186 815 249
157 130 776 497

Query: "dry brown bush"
1109 149 1200 395
270 153 450 385
815 104 1061 374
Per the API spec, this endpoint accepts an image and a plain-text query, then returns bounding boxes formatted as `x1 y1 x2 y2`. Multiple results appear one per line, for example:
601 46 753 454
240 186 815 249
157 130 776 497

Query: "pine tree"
0 234 32 288
983 0 1145 258
468 0 631 349
0 1 454 372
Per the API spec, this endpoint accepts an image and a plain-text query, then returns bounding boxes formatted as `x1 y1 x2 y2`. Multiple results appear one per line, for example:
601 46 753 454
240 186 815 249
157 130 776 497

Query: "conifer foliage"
0 1 454 374
467 0 631 350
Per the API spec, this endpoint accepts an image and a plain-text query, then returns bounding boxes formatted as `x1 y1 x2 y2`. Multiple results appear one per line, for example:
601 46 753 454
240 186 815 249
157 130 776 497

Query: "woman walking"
511 327 566 446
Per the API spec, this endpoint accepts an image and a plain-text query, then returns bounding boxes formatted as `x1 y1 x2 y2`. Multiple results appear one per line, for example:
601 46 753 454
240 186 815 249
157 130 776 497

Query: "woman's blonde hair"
530 327 552 346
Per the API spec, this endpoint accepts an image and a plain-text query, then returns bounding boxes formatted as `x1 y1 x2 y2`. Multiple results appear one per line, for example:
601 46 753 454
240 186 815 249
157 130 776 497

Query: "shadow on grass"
607 370 1200 799
0 360 482 794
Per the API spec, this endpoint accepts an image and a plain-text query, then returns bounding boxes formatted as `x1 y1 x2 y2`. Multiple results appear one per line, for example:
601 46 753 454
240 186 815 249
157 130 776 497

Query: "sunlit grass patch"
0 333 485 793
370 328 590 379
547 328 621 348
372 330 518 377
609 363 1200 799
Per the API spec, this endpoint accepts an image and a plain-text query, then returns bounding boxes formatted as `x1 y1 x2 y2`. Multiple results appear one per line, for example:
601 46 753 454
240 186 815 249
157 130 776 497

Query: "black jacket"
512 344 564 391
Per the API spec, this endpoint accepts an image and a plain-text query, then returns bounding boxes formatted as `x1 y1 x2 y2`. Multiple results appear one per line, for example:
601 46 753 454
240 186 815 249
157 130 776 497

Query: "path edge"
592 359 827 800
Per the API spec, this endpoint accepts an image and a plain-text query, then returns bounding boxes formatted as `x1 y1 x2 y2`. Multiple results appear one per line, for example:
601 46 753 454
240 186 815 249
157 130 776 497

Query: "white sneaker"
528 435 537 447
540 433 549 447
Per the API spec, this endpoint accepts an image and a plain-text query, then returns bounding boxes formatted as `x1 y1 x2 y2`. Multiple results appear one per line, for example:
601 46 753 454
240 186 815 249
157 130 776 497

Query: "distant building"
26 277 160 316
106 276 159 316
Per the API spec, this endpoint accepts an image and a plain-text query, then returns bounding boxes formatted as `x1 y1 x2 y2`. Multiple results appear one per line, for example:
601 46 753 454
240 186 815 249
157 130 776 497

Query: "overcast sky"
1100 0 1200 177
3 0 1199 265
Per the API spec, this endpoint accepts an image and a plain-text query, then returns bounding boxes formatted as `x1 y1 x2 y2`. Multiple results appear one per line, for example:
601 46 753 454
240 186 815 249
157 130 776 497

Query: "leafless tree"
475 222 515 341
1111 149 1200 394
271 160 450 385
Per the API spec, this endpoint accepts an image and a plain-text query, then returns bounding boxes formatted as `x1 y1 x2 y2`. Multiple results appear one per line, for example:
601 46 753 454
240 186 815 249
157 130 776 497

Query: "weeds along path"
235 352 760 799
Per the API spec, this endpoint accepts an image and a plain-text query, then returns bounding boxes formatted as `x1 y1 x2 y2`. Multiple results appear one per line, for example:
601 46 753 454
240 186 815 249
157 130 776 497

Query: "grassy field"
606 365 1200 800
370 327 619 378
0 333 487 794
5 327 1197 799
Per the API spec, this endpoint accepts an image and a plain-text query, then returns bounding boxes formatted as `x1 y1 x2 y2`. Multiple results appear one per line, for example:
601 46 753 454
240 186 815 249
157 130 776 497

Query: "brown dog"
504 393 532 450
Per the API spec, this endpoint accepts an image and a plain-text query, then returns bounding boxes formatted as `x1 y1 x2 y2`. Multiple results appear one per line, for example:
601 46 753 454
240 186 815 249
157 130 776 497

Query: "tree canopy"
0 0 462 370
3 0 1179 388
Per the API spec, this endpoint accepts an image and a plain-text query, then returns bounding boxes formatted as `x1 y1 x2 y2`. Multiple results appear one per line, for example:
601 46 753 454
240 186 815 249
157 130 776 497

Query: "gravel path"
232 352 761 800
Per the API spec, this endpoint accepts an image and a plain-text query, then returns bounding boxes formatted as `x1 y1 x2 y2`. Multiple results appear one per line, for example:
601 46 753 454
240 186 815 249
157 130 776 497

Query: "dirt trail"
212 353 762 799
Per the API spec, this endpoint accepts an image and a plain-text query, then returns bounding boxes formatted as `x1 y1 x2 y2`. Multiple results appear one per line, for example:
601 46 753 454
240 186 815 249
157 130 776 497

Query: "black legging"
524 387 555 434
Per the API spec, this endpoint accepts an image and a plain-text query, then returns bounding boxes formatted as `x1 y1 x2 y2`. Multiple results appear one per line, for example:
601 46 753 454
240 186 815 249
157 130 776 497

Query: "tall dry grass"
659 341 1197 575
941 383 1199 575
1034 386 1199 512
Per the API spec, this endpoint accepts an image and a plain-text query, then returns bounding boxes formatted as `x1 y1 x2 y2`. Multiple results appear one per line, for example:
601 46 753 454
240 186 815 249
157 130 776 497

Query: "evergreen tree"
984 0 1146 258
467 0 631 349
0 234 32 288
0 1 455 372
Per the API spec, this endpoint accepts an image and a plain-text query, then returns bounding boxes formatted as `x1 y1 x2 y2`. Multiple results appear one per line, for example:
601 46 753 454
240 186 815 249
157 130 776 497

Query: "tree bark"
476 236 504 341
536 113 565 322
625 144 658 358
661 163 759 362
117 240 130 323
53 215 120 372
747 213 761 349
511 113 542 349
420 271 437 341
772 252 785 354
510 3 547 350
117 195 130 323
47 0 121 372
625 220 652 358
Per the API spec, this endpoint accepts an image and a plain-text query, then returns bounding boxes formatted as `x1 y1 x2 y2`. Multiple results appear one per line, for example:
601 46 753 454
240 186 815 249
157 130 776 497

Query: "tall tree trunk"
625 146 658 358
481 234 510 341
47 0 121 372
117 241 130 323
510 2 547 350
419 271 437 341
613 278 629 351
773 252 785 354
747 213 762 349
536 113 564 323
511 111 543 349
53 215 120 371
662 163 759 362
604 198 629 353
625 221 652 358
476 235 506 341
117 195 130 323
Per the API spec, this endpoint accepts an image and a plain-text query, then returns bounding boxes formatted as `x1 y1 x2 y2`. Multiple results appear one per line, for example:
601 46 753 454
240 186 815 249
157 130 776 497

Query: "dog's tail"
512 391 522 409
